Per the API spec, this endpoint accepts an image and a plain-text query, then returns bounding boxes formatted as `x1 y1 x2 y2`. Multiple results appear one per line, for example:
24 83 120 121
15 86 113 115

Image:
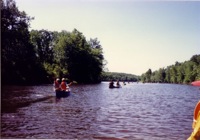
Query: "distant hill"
101 72 140 82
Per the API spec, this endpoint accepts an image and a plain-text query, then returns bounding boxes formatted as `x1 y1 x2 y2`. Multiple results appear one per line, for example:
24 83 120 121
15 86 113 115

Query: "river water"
1 82 200 139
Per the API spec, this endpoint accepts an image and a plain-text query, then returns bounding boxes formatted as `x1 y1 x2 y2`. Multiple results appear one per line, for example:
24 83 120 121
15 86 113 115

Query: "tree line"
141 54 200 84
2 0 199 85
101 72 139 82
1 0 105 85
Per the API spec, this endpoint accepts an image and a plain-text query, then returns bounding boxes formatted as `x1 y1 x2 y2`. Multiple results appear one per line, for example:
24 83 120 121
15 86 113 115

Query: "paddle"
72 81 78 84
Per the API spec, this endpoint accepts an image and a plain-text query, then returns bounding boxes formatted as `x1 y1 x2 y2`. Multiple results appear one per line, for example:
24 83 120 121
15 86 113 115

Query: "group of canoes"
109 80 127 88
109 80 121 88
108 80 200 140
52 78 200 139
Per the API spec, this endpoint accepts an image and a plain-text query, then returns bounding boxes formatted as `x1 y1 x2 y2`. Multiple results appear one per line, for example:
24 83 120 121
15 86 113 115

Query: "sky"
15 0 200 75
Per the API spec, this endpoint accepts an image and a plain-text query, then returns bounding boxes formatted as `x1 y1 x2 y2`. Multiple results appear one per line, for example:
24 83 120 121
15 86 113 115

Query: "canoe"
109 86 121 89
56 90 70 98
188 101 200 140
191 81 200 86
194 101 200 124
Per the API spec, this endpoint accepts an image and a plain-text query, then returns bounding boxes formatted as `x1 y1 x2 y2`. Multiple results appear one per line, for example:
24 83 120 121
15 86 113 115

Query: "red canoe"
191 80 200 86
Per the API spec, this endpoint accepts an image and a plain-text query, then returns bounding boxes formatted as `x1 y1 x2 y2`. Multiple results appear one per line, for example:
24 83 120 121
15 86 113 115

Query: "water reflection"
1 82 200 139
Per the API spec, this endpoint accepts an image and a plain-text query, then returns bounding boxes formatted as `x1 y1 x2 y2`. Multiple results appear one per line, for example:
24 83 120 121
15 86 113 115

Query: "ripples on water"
1 82 200 139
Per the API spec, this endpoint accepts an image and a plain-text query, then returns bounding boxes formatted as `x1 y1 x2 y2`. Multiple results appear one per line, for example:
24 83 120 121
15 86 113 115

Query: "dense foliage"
2 0 199 85
1 0 47 84
141 54 200 84
101 72 139 82
30 29 105 83
1 0 104 84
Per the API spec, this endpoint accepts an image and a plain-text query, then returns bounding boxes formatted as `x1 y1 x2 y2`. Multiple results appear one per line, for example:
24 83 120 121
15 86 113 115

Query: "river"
1 82 200 139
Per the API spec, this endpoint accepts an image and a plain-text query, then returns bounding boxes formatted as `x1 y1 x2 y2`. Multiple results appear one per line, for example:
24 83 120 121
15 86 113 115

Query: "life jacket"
54 81 60 88
61 81 67 90
53 81 60 91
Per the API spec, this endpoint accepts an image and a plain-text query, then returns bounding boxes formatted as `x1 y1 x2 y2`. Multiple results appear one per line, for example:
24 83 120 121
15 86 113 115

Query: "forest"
1 0 199 85
101 72 139 82
141 54 200 84
1 0 105 84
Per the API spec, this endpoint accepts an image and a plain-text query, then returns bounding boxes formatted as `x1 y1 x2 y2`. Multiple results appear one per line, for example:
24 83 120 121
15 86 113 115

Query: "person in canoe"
109 80 115 88
53 78 61 91
116 80 121 88
123 81 126 85
61 78 73 92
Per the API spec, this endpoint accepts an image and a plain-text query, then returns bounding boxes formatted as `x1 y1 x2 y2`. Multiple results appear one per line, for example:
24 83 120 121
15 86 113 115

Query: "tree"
176 65 184 83
193 65 200 80
30 29 54 64
53 29 104 83
165 66 171 83
101 72 139 82
1 0 106 85
184 61 196 83
145 69 152 82
141 54 200 84
190 54 200 65
157 68 166 83
89 38 104 82
1 0 46 84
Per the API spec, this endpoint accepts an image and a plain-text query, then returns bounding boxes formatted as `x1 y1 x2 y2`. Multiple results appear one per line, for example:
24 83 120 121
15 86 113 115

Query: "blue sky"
16 0 200 75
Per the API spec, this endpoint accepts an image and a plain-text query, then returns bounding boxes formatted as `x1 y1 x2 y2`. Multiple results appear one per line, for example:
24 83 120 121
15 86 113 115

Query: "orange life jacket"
61 81 67 90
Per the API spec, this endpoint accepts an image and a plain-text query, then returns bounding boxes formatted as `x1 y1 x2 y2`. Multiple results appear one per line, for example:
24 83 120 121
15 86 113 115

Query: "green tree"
190 54 200 80
157 68 166 83
194 65 200 80
190 54 200 65
53 29 104 83
140 74 146 83
150 71 155 82
1 0 106 84
145 69 152 82
101 72 139 82
1 0 47 84
165 66 171 83
169 66 177 83
30 29 54 64
89 38 104 82
141 54 200 84
176 65 185 83
184 61 196 83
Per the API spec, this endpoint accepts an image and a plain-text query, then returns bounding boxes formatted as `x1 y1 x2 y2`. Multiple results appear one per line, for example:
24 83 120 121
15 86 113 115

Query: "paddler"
116 80 121 88
54 78 61 91
61 78 73 92
109 80 115 88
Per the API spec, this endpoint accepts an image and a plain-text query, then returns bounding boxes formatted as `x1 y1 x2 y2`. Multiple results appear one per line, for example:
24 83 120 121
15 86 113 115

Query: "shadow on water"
1 85 55 113
2 95 54 113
